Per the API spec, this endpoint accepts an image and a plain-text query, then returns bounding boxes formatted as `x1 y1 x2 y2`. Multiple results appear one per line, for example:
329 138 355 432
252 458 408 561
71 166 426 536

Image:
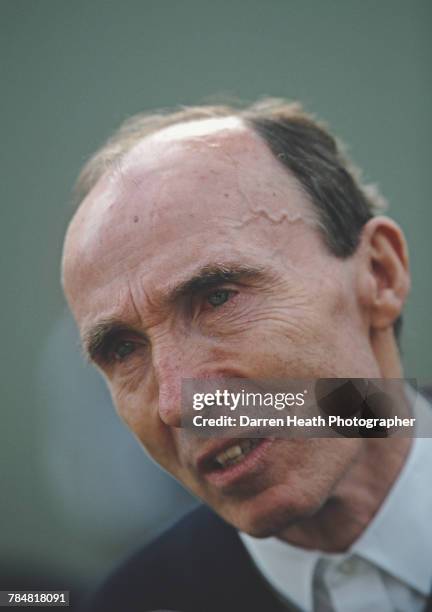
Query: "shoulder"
83 505 273 612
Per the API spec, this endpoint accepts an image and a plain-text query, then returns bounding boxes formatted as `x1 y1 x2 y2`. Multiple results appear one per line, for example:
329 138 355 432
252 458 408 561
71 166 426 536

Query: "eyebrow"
165 263 268 303
82 263 269 362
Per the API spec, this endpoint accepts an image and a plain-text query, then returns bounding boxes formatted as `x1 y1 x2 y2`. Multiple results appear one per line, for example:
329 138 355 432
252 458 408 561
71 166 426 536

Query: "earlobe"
357 217 410 330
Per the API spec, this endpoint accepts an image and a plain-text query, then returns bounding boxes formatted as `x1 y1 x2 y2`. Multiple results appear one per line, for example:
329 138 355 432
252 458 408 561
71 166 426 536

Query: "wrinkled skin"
62 117 410 551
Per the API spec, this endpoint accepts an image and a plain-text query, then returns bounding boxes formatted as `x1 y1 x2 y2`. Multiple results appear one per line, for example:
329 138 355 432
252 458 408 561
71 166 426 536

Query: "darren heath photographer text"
192 414 416 429
191 390 416 430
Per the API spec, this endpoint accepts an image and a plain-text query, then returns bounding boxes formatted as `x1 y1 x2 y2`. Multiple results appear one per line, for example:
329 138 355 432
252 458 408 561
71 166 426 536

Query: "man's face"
63 118 382 537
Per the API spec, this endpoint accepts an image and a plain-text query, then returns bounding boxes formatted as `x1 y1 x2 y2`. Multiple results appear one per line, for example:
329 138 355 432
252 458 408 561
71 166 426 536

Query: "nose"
153 342 193 428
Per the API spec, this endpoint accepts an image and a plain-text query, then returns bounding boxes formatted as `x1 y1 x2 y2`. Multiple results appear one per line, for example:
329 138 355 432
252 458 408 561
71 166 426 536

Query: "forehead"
62 117 317 322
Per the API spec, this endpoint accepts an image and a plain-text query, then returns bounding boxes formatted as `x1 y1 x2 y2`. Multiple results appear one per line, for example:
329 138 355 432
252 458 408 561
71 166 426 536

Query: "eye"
206 289 234 307
112 340 137 361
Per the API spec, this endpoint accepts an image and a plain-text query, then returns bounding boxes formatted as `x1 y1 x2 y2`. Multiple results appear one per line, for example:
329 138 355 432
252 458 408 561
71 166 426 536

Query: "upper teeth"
215 439 254 468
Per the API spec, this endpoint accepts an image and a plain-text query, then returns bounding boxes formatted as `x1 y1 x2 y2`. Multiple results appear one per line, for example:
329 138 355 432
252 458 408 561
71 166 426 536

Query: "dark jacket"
85 505 292 612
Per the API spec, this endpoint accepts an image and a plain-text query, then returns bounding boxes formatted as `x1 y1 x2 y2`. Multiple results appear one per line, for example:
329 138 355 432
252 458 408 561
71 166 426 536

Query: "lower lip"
203 438 274 489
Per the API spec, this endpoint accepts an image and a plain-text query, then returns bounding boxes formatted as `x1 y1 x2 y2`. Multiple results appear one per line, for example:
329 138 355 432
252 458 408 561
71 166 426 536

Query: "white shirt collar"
239 532 321 611
239 388 432 611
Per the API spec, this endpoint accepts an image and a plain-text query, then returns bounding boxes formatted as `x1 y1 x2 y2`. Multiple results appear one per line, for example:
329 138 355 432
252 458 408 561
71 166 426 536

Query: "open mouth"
197 438 273 489
213 439 261 469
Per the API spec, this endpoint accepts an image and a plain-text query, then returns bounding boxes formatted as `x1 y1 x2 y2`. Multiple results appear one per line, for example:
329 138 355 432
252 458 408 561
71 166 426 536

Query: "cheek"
108 382 180 471
109 380 150 432
273 438 363 508
208 308 331 378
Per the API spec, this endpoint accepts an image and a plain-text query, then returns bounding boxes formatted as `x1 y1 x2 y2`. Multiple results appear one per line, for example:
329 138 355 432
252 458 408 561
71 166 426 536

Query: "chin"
220 483 325 538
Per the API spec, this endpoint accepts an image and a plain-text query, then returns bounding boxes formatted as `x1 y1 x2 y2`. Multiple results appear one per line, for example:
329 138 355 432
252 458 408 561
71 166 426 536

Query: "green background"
1 0 431 591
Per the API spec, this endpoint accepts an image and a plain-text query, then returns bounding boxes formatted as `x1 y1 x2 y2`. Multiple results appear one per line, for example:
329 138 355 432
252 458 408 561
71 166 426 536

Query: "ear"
356 216 410 331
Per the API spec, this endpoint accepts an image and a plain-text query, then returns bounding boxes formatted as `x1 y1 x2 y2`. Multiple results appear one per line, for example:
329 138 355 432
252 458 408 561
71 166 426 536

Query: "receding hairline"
141 114 245 142
73 99 313 206
104 114 261 186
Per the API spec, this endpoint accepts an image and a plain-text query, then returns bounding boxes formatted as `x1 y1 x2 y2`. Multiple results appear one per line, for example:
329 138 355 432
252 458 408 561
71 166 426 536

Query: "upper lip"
196 438 246 474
